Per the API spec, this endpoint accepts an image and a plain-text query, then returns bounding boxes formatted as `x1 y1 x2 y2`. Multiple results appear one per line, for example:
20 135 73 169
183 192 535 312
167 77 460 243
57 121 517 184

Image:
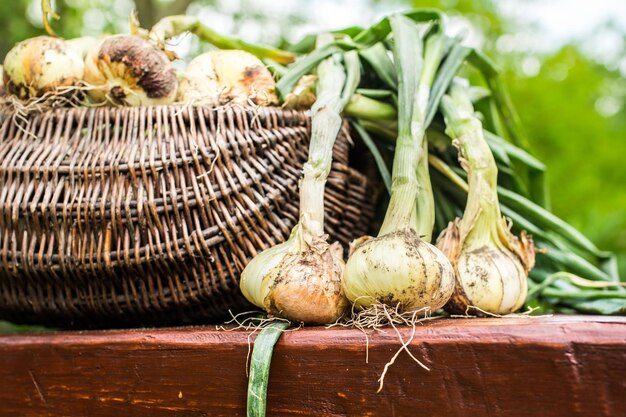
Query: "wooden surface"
0 315 625 417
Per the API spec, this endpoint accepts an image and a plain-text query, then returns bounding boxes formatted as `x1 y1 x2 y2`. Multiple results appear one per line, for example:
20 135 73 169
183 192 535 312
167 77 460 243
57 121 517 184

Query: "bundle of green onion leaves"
270 9 625 316
241 9 625 416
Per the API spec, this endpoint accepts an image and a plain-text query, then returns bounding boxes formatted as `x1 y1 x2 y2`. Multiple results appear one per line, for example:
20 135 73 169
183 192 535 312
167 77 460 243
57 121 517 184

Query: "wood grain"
0 315 625 417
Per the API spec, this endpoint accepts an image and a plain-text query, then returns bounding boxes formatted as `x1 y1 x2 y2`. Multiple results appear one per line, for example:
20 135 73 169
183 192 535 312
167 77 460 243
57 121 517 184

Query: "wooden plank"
0 316 625 417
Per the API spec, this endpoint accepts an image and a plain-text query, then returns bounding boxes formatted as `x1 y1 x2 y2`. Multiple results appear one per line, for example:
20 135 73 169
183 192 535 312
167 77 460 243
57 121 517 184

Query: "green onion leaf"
352 120 392 192
247 321 291 417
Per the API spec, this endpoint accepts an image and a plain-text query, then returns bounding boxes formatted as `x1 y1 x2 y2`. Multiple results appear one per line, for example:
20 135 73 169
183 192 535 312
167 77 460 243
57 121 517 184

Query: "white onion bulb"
344 229 455 311
84 35 177 106
178 50 278 106
241 225 347 324
3 36 84 99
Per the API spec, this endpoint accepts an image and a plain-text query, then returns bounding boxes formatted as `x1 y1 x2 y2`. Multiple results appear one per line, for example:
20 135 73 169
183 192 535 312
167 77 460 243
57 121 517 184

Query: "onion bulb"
437 79 535 315
240 225 347 324
283 75 317 110
240 34 350 324
84 35 177 106
177 50 278 106
342 16 455 313
344 229 455 310
3 36 84 99
66 36 100 60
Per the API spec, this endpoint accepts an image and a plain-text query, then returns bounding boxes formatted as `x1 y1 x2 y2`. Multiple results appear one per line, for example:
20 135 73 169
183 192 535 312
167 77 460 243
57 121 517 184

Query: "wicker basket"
0 105 377 327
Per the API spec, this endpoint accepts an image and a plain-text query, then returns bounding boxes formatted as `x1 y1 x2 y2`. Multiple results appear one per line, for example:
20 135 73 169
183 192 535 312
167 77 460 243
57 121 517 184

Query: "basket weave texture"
0 105 376 327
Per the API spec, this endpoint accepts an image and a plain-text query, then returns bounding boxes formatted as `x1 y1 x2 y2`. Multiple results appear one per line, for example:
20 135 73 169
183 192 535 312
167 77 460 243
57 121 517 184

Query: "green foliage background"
0 0 624 279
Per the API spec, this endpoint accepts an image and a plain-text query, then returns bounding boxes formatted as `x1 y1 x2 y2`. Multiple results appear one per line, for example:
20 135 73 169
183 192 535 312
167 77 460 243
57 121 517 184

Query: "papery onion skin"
177 50 278 106
343 229 455 312
263 240 347 324
84 35 177 106
3 36 84 99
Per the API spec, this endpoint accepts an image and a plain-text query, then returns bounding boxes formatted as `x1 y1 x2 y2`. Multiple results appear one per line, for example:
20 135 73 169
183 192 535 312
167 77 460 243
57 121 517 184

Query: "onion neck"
299 34 347 238
344 94 397 122
441 80 502 248
379 20 444 237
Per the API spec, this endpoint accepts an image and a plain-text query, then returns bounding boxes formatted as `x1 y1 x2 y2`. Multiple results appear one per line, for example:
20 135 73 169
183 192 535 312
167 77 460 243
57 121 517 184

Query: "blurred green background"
0 0 624 280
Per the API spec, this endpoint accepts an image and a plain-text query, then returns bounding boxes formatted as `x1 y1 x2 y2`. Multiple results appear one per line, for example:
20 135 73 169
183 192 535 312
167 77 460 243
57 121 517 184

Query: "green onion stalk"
342 15 455 313
239 34 356 324
436 79 535 315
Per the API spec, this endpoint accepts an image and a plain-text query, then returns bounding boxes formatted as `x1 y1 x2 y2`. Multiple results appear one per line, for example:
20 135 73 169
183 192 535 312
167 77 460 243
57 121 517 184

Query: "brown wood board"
0 315 625 416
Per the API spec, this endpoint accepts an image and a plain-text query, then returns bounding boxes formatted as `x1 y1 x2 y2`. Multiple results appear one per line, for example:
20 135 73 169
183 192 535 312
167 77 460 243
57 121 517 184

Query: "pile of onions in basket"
1 8 291 108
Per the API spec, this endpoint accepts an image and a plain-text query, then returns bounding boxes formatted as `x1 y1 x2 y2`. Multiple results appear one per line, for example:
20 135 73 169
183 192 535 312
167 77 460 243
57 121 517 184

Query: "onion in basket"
84 34 177 106
3 36 84 99
177 50 278 106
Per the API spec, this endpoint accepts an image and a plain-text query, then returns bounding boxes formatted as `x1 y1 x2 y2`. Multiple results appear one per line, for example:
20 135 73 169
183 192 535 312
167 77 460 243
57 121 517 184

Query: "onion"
342 16 455 313
3 36 84 99
177 50 278 106
66 36 100 60
241 225 347 324
283 75 317 110
437 79 535 315
240 35 351 324
84 35 177 106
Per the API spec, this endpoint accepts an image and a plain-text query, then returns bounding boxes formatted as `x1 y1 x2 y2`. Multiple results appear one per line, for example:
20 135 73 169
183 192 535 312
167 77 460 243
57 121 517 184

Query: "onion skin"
343 229 455 312
176 53 220 105
3 36 84 99
177 50 278 106
84 35 177 106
